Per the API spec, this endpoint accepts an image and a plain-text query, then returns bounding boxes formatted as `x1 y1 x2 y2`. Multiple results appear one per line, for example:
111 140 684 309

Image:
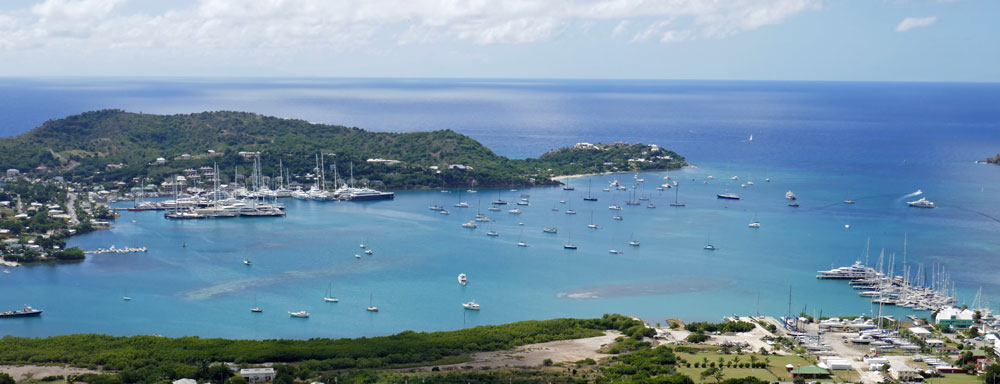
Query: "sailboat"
704 235 717 250
323 283 339 302
749 134 753 142
517 229 528 247
251 294 263 312
583 180 598 201
670 182 686 206
564 232 578 249
562 179 574 191
491 189 507 205
628 233 640 247
243 259 253 266
609 236 623 254
366 294 379 312
454 190 469 208
587 211 598 229
123 289 132 301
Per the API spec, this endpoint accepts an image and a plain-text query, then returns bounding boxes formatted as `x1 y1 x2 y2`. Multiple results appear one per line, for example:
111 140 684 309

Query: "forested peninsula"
0 110 685 189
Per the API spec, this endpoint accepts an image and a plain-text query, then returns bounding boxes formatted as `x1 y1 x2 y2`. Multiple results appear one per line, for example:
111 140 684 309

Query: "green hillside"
0 110 685 189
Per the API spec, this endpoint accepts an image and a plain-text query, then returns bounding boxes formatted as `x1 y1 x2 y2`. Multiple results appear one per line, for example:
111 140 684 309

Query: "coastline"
550 164 692 182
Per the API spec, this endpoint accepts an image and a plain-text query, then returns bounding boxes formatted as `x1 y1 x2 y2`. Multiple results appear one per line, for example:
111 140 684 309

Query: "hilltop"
0 110 685 189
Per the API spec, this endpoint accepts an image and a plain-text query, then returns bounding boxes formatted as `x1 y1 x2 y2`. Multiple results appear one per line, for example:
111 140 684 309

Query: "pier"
85 245 148 255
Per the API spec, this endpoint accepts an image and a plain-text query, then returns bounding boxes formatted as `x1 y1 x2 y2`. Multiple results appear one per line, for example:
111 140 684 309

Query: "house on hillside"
239 368 274 383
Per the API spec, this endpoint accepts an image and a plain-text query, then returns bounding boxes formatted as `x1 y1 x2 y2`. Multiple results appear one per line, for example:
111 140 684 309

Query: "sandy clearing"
428 330 623 370
0 365 100 381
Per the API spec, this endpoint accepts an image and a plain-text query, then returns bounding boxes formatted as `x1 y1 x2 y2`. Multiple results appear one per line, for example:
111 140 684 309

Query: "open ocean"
1 78 999 339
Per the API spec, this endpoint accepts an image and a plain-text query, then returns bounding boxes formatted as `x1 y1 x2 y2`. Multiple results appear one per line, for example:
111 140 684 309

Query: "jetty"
85 245 148 255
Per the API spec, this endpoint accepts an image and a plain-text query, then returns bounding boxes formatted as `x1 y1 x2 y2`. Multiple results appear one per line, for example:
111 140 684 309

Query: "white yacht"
289 311 310 318
628 240 640 247
508 208 522 214
816 261 874 279
462 221 477 228
785 190 797 200
463 301 481 310
458 273 468 286
704 244 717 251
907 197 935 208
486 230 499 237
243 259 253 265
517 241 528 247
587 223 598 229
454 202 470 208
748 221 761 228
543 227 558 233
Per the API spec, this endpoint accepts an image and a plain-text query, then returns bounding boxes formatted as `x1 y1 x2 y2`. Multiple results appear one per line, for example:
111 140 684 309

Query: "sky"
0 0 997 82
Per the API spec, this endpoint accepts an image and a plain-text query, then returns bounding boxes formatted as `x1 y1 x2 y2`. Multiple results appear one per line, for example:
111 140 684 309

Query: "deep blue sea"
1 78 999 339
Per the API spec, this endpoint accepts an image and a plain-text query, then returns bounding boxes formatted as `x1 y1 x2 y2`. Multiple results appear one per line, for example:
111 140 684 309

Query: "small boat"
517 199 529 206
907 197 935 208
748 221 761 228
608 205 622 210
455 202 469 208
289 311 310 318
251 307 263 313
243 259 253 266
609 249 622 255
765 178 771 182
462 221 477 228
508 209 522 214
785 190 797 200
543 227 558 233
788 202 800 207
463 301 481 310
717 193 741 200
2 269 9 274
587 224 598 229
565 210 577 214
628 240 640 247
123 289 132 301
749 134 753 142
439 210 450 215
646 203 656 208
844 200 856 204
602 188 611 192
486 230 499 237
517 241 528 247
429 205 444 211
366 294 379 312
488 206 501 211
613 215 623 220
458 273 468 286
364 249 373 255
355 254 361 258
704 244 717 251
360 242 366 249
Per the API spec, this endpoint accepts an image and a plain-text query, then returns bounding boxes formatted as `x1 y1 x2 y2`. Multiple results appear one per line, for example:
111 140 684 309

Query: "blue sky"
0 0 996 82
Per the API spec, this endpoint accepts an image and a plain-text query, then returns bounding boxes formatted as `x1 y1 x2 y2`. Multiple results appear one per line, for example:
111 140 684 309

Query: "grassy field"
925 373 985 384
674 351 815 383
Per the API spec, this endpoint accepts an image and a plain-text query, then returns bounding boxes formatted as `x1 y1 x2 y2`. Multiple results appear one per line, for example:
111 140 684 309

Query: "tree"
0 373 14 384
792 376 805 384
701 367 722 383
985 364 1000 384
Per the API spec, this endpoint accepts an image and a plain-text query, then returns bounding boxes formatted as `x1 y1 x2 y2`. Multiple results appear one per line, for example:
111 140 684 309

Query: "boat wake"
557 278 731 300
901 189 923 199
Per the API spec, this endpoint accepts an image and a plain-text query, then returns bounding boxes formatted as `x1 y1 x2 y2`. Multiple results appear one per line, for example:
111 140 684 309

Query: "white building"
935 307 976 328
172 379 196 384
239 368 275 383
155 157 167 164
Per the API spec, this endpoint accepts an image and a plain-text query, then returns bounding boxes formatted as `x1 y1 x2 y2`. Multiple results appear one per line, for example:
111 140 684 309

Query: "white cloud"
895 16 938 32
0 0 822 56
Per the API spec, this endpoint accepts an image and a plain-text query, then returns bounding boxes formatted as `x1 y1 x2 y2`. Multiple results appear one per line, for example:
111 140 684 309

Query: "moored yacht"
462 301 481 310
458 273 468 286
0 306 43 318
288 311 309 318
785 190 797 200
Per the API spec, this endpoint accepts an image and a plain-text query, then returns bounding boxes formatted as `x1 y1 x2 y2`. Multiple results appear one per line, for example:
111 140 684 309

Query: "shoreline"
550 164 692 182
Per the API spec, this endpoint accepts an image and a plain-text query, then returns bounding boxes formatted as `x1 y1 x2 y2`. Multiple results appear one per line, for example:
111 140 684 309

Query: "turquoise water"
1 79 999 339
